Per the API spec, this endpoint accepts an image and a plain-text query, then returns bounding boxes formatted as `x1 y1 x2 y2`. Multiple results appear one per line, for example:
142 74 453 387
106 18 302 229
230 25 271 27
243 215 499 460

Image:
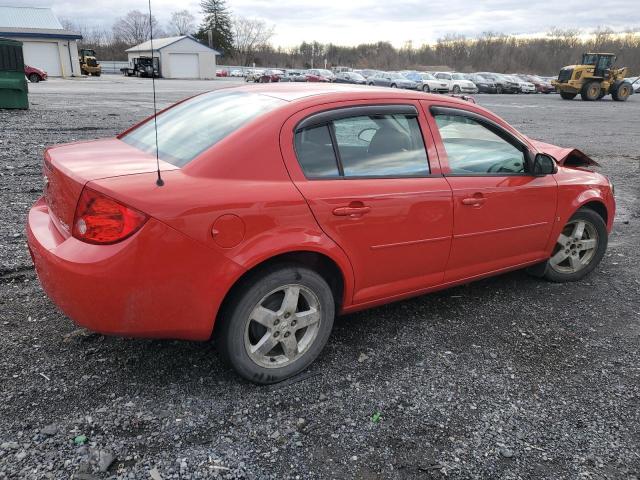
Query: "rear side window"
294 125 340 178
121 90 285 167
294 110 430 179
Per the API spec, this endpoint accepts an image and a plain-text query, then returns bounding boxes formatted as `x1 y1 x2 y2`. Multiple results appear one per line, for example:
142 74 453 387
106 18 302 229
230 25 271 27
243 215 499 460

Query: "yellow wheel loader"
79 49 101 76
552 53 632 101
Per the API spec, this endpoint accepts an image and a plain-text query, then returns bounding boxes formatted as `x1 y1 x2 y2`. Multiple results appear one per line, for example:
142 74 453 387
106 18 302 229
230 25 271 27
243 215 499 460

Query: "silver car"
368 72 418 90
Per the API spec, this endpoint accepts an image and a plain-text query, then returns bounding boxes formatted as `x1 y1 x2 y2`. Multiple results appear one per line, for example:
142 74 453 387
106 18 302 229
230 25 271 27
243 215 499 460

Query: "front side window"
121 90 285 167
294 110 430 178
434 115 526 175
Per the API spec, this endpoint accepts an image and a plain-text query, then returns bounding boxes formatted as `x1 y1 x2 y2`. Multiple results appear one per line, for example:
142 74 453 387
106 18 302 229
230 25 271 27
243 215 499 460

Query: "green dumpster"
0 38 28 109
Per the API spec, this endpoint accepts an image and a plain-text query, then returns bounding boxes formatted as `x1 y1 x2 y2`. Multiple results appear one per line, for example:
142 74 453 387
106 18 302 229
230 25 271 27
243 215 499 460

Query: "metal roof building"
0 5 82 77
125 35 220 79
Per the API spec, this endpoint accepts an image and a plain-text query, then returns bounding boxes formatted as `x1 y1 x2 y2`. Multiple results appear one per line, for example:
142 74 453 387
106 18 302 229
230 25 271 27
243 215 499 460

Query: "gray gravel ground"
0 77 639 479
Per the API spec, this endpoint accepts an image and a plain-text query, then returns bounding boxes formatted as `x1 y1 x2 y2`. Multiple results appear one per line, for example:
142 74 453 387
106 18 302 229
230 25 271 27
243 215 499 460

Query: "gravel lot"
1 77 638 480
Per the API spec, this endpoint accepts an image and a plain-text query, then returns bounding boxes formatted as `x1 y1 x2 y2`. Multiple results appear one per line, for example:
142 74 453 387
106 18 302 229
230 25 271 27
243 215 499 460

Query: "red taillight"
72 187 148 244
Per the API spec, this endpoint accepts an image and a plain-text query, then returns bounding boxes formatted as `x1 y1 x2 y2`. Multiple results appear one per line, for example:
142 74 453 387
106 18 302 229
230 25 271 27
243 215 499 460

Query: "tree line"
61 0 275 66
252 30 640 76
63 0 639 77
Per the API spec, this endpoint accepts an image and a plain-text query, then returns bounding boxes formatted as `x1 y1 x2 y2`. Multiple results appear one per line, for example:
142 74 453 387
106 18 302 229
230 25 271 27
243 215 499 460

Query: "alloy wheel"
549 219 598 274
244 284 322 368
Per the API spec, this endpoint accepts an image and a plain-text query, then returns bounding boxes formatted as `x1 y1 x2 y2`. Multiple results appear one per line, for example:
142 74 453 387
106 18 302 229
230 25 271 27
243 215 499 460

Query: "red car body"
304 73 330 83
257 70 284 83
25 64 47 82
27 84 615 342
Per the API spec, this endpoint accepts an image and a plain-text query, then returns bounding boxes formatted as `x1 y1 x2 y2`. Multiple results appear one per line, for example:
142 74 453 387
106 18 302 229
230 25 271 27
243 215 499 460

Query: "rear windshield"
121 90 285 167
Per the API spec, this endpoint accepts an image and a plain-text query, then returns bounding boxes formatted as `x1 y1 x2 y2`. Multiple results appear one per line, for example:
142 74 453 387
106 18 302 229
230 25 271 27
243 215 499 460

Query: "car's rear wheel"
28 73 40 83
496 85 503 94
453 85 461 94
390 83 397 88
544 209 607 282
216 265 335 384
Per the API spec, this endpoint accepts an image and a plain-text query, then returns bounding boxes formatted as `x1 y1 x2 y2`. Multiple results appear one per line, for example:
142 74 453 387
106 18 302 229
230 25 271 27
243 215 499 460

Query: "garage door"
22 42 62 77
168 53 199 79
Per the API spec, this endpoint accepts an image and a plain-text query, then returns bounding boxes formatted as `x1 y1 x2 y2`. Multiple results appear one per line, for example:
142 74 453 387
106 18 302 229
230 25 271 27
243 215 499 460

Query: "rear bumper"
27 197 244 340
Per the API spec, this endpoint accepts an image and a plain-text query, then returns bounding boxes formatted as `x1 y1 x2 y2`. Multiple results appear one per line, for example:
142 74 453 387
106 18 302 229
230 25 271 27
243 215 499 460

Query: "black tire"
580 80 602 101
597 90 606 100
542 208 608 283
496 85 503 94
390 83 397 88
216 265 335 384
611 81 632 102
453 85 461 94
28 73 40 83
560 91 577 100
422 84 430 93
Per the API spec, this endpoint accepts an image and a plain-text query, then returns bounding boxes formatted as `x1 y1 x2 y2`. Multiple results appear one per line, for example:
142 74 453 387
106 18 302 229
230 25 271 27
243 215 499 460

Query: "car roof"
212 83 476 106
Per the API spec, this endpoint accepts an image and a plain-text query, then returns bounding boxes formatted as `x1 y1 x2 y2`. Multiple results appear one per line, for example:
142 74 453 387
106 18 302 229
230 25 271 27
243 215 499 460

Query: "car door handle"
461 197 486 206
332 205 371 216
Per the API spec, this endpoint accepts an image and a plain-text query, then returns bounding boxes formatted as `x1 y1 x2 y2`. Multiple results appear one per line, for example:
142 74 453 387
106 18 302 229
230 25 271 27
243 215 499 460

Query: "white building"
0 5 82 77
126 36 219 80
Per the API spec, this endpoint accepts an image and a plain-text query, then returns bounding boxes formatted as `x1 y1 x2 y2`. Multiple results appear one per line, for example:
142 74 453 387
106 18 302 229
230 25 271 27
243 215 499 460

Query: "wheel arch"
211 249 352 338
580 199 608 225
544 191 612 256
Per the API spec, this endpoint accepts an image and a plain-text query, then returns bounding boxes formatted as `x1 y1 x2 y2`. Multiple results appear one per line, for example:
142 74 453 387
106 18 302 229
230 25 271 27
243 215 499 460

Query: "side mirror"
532 153 557 176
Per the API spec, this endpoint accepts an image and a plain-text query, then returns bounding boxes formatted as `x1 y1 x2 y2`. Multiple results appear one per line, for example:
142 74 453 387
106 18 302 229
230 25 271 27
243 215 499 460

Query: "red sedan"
27 84 615 384
25 64 47 83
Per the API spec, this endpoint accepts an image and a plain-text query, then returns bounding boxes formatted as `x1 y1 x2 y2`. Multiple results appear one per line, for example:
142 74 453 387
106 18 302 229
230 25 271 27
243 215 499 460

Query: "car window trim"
295 105 418 132
429 105 533 176
294 105 438 180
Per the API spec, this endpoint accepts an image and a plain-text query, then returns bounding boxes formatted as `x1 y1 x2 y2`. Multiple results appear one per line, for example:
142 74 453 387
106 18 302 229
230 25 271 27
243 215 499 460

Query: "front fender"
544 186 613 255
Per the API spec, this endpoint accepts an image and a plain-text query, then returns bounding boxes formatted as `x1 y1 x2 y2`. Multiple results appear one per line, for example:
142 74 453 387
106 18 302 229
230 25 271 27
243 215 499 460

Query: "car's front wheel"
422 84 430 93
453 85 461 94
544 208 608 282
28 73 40 83
216 265 335 384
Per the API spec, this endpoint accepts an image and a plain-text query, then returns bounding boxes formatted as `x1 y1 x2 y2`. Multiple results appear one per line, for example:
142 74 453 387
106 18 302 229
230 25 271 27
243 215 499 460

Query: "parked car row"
220 66 557 94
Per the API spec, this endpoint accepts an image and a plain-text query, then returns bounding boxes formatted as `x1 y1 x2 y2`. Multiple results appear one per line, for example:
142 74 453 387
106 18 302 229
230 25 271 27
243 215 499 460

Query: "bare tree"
232 16 275 66
112 10 163 46
168 10 196 36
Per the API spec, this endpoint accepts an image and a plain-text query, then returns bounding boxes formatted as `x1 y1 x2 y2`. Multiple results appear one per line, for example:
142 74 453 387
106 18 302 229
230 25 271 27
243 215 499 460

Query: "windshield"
389 72 404 79
121 90 285 167
421 73 435 80
350 73 365 80
318 69 333 76
452 73 465 80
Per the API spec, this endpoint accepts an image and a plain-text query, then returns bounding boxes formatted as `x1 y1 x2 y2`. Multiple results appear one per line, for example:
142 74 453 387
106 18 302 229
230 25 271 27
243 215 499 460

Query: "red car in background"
257 69 285 83
304 71 330 82
216 69 229 77
25 64 47 83
517 74 555 93
27 84 615 384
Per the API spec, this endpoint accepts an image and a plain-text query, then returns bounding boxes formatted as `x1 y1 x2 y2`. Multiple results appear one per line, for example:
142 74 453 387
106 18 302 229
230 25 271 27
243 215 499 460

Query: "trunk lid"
43 138 178 237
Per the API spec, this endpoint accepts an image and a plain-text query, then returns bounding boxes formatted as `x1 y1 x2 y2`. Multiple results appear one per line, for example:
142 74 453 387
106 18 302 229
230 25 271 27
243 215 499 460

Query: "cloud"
27 0 640 46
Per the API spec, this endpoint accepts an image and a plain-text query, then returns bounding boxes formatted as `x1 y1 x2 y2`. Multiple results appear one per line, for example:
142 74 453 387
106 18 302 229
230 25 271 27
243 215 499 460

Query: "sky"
27 0 640 47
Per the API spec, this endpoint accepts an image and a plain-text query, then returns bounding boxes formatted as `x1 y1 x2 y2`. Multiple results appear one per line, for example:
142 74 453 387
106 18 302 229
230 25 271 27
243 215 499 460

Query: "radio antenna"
148 0 164 186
